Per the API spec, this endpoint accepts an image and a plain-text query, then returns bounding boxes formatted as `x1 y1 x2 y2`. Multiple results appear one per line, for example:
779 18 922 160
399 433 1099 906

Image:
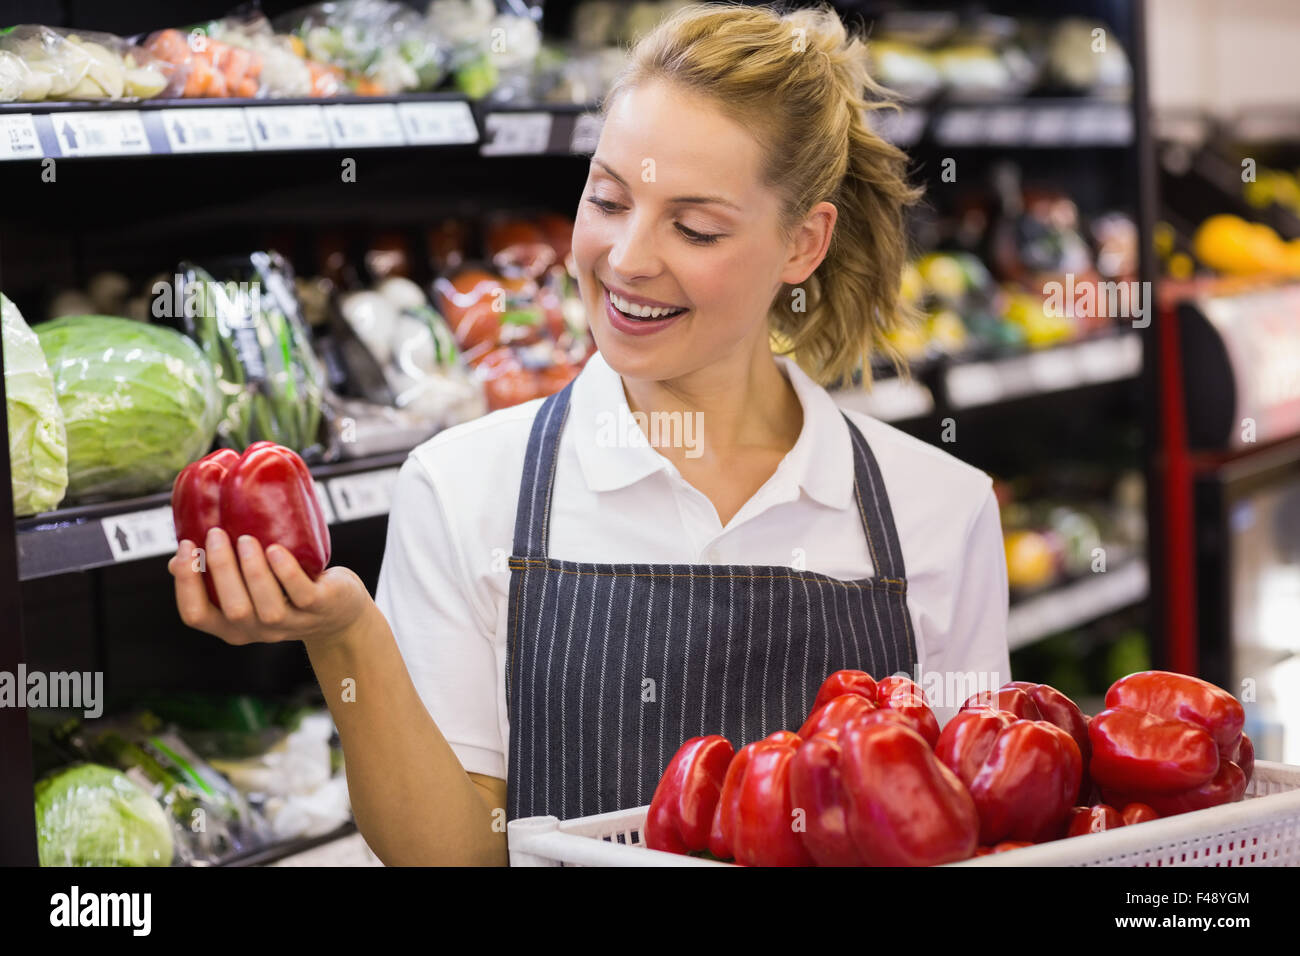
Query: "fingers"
205 527 255 623
171 539 218 632
265 544 318 610
236 535 294 626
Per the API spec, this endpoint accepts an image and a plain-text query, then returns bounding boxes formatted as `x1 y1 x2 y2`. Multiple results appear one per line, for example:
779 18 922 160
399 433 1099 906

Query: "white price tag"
1029 108 1070 146
396 100 477 145
162 108 253 152
1075 335 1141 382
863 378 934 421
946 362 1003 408
103 507 178 562
985 108 1027 145
313 479 336 524
1028 348 1080 392
934 108 983 145
53 111 149 157
245 106 331 150
569 111 603 153
482 112 552 156
325 103 405 147
0 114 43 160
329 468 400 521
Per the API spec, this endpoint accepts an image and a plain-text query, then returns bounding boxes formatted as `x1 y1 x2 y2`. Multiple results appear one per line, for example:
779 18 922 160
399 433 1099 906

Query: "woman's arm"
305 603 509 866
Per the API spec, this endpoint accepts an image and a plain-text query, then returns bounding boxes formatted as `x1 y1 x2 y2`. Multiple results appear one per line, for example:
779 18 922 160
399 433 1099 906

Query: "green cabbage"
35 763 174 867
35 315 219 501
2 293 68 515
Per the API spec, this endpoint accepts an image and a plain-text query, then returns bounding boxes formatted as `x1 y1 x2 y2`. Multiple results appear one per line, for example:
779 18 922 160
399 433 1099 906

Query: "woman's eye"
586 196 721 246
676 225 721 246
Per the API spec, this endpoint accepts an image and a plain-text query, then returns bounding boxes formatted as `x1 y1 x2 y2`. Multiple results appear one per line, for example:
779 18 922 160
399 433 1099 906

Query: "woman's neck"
619 333 805 468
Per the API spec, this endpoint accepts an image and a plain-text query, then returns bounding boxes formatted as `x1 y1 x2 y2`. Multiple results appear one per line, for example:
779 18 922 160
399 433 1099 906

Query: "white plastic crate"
507 760 1300 866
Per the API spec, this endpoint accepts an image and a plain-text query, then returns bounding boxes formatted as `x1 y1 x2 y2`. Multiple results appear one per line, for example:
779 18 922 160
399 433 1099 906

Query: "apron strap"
842 413 909 583
511 381 575 560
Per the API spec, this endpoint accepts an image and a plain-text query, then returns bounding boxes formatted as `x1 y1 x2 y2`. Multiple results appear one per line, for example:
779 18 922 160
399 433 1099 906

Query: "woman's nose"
607 212 661 278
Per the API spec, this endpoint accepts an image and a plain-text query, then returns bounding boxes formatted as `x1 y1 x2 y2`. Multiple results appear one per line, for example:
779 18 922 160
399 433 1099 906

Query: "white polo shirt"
375 351 1011 782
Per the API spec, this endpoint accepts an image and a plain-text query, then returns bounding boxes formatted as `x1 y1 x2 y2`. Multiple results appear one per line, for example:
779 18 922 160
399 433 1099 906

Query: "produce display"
0 25 173 102
645 669 1257 866
33 693 346 866
2 294 67 517
34 763 175 867
34 315 219 503
171 441 332 609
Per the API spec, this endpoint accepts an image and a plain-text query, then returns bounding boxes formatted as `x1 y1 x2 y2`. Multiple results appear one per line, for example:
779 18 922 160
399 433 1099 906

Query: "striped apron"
505 381 918 821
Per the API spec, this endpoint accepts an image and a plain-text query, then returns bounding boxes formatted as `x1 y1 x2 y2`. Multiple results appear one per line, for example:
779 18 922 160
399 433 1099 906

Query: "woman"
169 2 1010 865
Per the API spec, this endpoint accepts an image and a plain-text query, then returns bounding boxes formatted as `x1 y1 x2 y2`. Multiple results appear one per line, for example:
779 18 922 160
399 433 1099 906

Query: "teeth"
608 286 684 319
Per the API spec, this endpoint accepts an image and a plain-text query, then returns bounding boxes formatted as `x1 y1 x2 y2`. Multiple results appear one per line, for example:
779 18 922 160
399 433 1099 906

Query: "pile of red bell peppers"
171 441 332 608
645 669 1255 866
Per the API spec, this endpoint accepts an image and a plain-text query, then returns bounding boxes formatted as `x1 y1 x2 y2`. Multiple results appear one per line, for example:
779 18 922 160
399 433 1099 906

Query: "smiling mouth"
602 283 688 321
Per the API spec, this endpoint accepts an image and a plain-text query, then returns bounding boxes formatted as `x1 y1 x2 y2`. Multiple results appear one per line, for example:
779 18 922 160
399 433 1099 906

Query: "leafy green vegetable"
35 763 174 867
35 315 219 501
2 293 67 515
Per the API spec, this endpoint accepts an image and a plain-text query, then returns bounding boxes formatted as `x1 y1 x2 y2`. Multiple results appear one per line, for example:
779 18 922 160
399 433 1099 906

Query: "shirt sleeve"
929 484 1012 725
374 455 507 781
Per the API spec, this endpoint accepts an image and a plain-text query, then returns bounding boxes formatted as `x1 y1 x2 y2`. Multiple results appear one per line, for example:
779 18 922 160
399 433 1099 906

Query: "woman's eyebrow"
591 157 741 212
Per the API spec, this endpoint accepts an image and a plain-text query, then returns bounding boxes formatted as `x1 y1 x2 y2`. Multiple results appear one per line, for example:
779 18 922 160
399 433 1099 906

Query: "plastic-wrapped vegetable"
35 763 174 867
426 0 541 100
34 315 219 502
277 0 450 94
0 25 173 102
175 253 326 456
3 293 67 516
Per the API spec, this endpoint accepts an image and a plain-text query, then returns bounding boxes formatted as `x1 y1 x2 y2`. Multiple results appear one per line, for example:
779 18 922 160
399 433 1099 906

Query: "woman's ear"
781 201 838 286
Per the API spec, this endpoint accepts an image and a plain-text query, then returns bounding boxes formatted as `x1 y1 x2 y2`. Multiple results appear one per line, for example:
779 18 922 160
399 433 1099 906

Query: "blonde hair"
601 1 922 385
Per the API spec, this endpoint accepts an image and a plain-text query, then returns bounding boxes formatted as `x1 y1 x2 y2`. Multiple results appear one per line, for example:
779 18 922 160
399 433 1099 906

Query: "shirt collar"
569 350 855 510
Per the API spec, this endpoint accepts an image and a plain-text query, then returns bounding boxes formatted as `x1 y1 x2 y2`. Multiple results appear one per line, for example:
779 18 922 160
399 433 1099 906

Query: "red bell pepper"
874 675 941 748
1089 707 1219 794
936 712 1081 844
708 730 800 861
1232 734 1254 784
797 693 875 739
644 735 734 855
959 686 1043 721
171 448 241 608
1066 804 1123 837
220 442 331 579
811 669 878 712
1101 760 1247 817
1120 802 1160 826
1002 680 1093 801
731 734 813 867
839 721 979 866
788 728 865 867
1105 670 1244 760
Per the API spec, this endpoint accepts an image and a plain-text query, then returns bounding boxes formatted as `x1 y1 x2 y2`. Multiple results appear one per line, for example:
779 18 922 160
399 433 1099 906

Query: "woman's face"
572 80 828 384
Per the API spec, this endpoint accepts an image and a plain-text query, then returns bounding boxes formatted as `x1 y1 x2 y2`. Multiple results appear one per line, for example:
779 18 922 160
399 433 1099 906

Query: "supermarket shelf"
0 93 479 160
832 332 1142 422
943 333 1142 410
0 95 1132 161
268 829 383 867
14 449 411 582
219 820 359 867
1007 559 1149 651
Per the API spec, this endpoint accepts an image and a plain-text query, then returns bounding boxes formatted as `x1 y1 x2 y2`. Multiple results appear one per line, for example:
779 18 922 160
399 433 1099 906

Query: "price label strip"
245 105 331 150
481 111 553 156
862 378 934 421
569 111 603 154
397 100 478 145
161 108 253 152
51 111 150 157
0 114 44 160
313 479 336 524
329 468 401 522
325 103 405 147
103 507 179 562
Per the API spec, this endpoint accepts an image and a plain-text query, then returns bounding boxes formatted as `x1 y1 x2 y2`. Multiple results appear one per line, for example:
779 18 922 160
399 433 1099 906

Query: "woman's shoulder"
408 398 547 476
840 407 995 531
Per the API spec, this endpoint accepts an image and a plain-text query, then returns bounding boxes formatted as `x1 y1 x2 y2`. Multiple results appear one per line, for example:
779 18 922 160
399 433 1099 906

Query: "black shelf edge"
218 820 359 867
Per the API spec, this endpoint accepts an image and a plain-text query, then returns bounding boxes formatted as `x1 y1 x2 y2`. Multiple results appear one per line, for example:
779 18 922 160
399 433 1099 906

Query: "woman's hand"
169 526 372 651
